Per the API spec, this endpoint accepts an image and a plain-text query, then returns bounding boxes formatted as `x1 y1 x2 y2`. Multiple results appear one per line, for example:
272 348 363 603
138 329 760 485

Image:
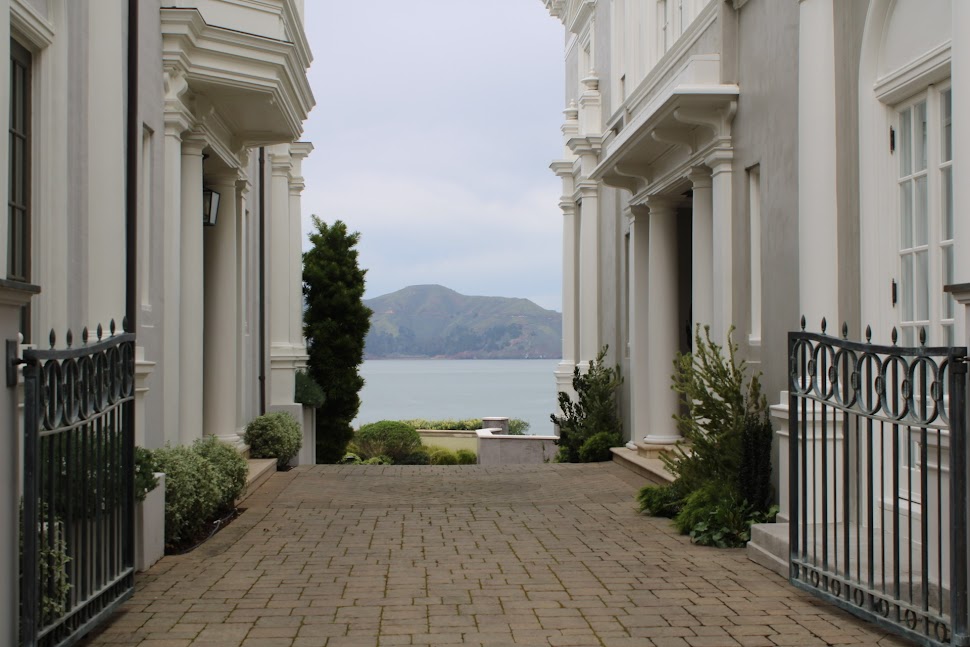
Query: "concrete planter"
135 473 165 572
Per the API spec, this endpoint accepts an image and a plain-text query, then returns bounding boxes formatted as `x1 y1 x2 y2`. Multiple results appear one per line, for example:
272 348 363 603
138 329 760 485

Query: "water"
354 359 560 435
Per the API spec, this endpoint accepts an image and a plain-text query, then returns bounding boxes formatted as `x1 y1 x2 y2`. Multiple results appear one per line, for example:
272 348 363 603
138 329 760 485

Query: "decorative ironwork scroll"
789 318 968 647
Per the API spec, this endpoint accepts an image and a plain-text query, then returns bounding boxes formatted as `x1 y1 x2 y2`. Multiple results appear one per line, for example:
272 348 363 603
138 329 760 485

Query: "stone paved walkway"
82 463 913 647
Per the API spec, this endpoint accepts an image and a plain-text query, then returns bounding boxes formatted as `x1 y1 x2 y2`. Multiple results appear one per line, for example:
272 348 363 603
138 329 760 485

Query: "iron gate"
20 322 136 647
789 319 968 646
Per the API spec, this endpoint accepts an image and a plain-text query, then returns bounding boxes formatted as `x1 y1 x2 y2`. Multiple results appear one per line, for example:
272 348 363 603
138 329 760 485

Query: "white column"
556 199 579 393
627 204 651 445
289 143 313 354
797 0 839 324
688 167 713 336
203 174 239 442
235 177 251 433
161 116 185 446
178 134 206 446
577 182 600 364
644 197 681 444
707 150 735 342
268 145 298 407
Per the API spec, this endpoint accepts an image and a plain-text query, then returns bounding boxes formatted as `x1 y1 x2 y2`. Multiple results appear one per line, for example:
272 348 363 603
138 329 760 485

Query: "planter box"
135 473 165 572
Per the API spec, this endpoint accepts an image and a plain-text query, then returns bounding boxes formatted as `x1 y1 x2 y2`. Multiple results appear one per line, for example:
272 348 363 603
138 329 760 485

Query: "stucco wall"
732 0 800 402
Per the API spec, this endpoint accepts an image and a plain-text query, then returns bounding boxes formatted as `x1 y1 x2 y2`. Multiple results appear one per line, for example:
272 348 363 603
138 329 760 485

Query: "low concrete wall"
296 406 317 466
476 428 558 465
417 429 478 453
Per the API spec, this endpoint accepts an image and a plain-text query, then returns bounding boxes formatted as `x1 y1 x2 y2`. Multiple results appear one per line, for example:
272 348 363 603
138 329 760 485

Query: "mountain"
364 285 562 359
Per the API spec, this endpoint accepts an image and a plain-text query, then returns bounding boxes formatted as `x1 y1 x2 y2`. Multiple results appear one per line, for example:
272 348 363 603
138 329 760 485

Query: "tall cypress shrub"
303 218 372 463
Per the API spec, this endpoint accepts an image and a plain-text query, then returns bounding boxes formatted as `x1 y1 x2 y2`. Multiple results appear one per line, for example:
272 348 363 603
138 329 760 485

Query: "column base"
641 434 681 445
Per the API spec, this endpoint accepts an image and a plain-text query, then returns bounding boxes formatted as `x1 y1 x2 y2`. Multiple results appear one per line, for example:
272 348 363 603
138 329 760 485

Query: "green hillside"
364 285 562 359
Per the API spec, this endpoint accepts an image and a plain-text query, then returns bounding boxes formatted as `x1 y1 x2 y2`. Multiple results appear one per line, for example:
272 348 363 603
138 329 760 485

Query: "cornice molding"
161 7 315 146
11 0 54 49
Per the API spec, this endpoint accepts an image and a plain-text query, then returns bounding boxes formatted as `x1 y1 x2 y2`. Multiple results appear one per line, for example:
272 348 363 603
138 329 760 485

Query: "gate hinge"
6 339 24 387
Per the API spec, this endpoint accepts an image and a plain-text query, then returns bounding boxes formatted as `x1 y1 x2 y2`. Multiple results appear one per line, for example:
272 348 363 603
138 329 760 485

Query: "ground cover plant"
636 326 776 547
550 346 623 462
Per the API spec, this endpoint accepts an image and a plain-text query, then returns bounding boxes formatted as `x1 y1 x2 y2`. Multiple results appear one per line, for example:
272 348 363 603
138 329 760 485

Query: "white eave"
161 7 315 146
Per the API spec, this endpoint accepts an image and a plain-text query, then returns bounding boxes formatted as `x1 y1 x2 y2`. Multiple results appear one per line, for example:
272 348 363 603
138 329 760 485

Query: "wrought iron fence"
20 321 135 647
789 318 968 646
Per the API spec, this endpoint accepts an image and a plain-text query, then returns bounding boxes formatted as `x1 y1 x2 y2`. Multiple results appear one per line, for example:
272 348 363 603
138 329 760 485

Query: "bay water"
354 359 560 435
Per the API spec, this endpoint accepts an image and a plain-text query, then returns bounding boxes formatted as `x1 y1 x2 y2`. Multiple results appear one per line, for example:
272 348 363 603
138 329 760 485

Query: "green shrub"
636 482 688 518
398 448 431 465
294 370 326 408
551 346 623 462
20 501 71 626
135 446 159 503
245 412 303 469
354 421 421 463
635 326 775 548
428 446 458 465
578 431 621 462
402 418 529 435
152 445 221 547
362 456 391 465
339 452 362 465
193 436 248 512
456 449 477 464
507 419 529 435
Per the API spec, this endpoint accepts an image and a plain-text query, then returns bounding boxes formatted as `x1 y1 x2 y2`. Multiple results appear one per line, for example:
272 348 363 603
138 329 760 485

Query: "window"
896 85 951 347
9 39 31 340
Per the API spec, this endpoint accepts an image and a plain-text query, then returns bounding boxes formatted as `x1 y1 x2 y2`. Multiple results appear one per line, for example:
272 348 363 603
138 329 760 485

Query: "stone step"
238 458 277 505
747 522 789 577
610 447 675 485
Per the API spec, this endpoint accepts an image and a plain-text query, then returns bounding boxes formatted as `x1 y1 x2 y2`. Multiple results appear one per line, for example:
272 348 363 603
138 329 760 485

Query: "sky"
300 1 566 312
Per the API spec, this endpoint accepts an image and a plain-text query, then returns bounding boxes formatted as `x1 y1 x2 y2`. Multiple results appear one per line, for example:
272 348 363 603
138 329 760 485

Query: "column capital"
289 141 313 161
704 148 734 174
208 170 243 190
686 166 713 189
627 203 650 221
235 177 252 197
643 194 680 214
181 132 207 157
559 199 577 217
288 177 306 196
577 180 598 199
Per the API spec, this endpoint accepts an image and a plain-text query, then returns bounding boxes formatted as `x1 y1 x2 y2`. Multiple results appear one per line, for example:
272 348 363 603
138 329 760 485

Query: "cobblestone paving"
82 463 914 646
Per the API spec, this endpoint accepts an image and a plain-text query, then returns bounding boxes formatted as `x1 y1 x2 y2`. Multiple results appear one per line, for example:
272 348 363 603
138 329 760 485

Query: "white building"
544 0 968 639
543 0 967 476
0 0 315 642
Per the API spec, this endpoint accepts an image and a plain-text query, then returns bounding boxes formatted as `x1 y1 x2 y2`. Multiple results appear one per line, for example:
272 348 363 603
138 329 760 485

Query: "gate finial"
842 322 848 339
865 325 872 342
821 317 828 334
919 327 927 346
800 315 806 331
891 327 898 346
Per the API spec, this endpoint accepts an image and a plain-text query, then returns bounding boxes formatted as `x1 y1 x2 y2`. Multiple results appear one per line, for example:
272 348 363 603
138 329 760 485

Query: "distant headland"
363 285 562 360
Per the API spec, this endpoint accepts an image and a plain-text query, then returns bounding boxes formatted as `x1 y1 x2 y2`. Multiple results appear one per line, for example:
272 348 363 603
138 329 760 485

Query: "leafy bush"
294 370 326 408
245 412 303 469
551 346 623 462
456 449 477 465
402 418 529 435
354 421 421 462
427 446 458 465
20 501 71 626
636 326 775 548
135 446 159 503
578 431 621 462
398 448 431 465
339 452 362 465
362 456 391 465
151 445 221 548
193 436 248 512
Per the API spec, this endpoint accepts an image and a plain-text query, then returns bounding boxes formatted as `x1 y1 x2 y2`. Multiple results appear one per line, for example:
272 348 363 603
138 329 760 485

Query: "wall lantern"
202 188 220 227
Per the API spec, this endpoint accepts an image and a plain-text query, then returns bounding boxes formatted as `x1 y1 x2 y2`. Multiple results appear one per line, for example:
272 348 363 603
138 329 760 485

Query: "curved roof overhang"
162 8 315 148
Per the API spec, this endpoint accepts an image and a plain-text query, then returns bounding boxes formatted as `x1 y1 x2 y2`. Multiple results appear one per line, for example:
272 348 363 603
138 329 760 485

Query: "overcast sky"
300 1 566 312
